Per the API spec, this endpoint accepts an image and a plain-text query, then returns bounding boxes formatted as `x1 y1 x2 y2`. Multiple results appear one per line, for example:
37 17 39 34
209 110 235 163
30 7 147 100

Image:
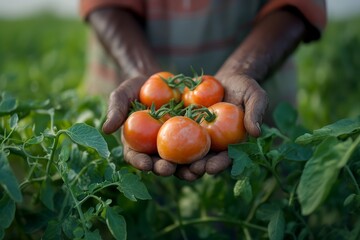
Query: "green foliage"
296 16 360 129
0 15 87 101
1 14 360 240
0 91 151 239
1 93 360 239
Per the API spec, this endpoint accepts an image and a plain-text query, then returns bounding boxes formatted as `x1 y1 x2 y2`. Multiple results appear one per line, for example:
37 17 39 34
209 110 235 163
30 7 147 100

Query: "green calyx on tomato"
125 69 245 164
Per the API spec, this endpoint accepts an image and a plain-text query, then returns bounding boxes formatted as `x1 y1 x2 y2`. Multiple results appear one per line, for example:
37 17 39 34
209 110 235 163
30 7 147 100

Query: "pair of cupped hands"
102 71 268 181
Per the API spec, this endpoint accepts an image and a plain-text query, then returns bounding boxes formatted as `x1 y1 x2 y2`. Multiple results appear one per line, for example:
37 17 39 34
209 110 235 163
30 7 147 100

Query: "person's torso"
143 0 267 75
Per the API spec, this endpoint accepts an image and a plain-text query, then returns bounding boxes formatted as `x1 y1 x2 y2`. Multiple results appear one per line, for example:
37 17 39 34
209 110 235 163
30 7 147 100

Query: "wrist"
217 9 306 84
89 8 161 80
216 58 258 81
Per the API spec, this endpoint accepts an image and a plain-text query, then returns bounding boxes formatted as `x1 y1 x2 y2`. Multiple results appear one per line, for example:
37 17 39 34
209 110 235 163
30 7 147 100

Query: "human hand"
121 128 232 181
175 72 269 180
102 74 236 181
215 72 268 137
176 72 268 180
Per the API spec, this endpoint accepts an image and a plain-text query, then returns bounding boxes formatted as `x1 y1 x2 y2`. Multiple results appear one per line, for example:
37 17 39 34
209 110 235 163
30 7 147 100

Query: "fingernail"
256 122 261 134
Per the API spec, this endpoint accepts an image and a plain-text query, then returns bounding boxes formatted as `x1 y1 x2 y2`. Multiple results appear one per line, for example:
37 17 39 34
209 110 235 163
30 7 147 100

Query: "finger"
153 157 177 176
189 159 206 176
175 165 200 182
123 144 153 171
102 76 148 134
206 151 232 175
189 153 215 176
243 87 268 137
102 89 130 134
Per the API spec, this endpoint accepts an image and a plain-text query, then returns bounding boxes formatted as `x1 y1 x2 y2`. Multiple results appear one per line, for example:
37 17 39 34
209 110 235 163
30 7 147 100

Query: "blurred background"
0 0 359 130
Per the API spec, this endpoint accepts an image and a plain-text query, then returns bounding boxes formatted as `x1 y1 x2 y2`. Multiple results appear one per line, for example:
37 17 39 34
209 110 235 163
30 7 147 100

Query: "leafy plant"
296 16 360 129
1 91 360 240
0 92 151 239
2 14 360 240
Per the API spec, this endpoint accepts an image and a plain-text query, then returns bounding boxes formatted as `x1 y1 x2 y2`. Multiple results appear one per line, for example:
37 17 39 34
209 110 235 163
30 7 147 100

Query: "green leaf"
268 210 285 240
63 123 110 158
117 170 151 201
344 194 357 207
73 227 84 238
266 149 281 167
40 177 55 211
62 215 79 239
42 219 62 240
229 143 256 178
85 229 102 240
9 113 18 129
0 229 3 240
59 139 71 162
273 102 297 134
297 137 353 215
343 194 360 210
106 206 127 240
278 143 312 161
111 146 123 158
298 228 309 240
0 93 17 114
230 151 252 178
296 116 360 145
25 134 44 145
233 177 252 203
349 220 360 240
256 203 281 221
0 151 22 202
0 194 15 229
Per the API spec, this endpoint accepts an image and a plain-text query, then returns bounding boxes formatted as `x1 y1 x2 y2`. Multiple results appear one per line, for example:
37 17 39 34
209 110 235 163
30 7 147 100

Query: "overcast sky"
0 0 360 19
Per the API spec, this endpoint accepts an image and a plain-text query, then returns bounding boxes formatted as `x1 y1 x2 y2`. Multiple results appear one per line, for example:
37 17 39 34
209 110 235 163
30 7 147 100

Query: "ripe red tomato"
182 75 224 107
140 72 181 109
123 110 164 154
200 102 247 152
157 116 211 164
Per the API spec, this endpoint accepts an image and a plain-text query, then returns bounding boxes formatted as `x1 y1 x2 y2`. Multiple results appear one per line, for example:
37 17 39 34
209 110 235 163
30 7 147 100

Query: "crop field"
0 14 360 240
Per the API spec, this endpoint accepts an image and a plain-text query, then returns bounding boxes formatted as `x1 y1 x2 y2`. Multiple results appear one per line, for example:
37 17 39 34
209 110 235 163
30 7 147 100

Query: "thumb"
102 76 148 134
243 88 268 137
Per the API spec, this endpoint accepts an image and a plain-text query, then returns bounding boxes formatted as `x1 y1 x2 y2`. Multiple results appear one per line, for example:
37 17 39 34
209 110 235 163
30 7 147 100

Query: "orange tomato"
139 72 181 109
157 116 211 164
200 102 247 152
182 75 224 107
123 110 163 154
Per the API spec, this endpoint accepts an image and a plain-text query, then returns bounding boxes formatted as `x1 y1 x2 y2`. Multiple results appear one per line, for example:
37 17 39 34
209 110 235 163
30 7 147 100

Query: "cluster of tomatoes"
123 71 247 164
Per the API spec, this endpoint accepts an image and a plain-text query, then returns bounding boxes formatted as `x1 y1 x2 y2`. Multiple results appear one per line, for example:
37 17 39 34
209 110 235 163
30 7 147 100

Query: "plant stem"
154 216 267 239
345 165 360 194
272 168 289 194
76 182 119 206
19 175 46 189
246 177 277 222
58 191 70 220
341 134 360 194
59 165 88 233
291 208 314 240
175 199 188 240
70 159 102 186
243 228 252 240
46 132 61 175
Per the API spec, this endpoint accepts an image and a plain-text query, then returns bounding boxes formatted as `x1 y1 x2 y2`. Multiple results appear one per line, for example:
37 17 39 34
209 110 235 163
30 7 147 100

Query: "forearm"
88 8 161 78
218 9 306 83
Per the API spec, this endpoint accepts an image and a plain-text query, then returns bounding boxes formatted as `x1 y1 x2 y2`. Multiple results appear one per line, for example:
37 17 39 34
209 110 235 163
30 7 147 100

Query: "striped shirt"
80 0 326 75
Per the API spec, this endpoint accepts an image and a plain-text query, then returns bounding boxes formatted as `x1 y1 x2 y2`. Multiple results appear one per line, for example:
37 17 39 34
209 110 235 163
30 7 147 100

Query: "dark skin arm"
88 7 306 181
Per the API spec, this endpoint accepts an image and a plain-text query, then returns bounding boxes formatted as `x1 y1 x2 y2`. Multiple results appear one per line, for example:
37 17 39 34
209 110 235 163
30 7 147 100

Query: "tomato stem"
130 99 147 114
153 216 267 239
192 107 217 123
160 73 186 88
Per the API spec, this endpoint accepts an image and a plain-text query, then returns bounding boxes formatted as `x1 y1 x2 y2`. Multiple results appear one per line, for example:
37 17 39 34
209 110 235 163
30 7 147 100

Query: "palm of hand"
103 73 268 181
